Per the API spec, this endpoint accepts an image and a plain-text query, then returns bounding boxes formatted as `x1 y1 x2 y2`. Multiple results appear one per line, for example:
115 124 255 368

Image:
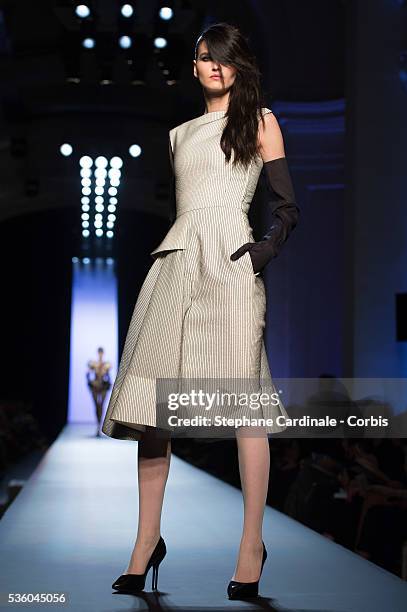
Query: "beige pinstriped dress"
101 107 289 441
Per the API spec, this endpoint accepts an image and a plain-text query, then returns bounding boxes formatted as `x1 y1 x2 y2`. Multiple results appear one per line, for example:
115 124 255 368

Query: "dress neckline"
191 109 227 127
202 109 228 115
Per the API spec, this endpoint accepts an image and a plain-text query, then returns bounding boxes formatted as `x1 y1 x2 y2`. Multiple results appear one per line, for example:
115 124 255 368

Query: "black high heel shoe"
112 536 166 593
227 541 267 600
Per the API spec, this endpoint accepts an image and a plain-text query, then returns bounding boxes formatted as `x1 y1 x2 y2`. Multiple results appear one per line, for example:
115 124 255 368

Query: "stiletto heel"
227 540 267 600
112 535 166 594
151 563 159 590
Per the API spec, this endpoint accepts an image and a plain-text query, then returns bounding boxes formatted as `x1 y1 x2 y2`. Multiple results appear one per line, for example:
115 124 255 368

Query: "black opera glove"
230 157 300 274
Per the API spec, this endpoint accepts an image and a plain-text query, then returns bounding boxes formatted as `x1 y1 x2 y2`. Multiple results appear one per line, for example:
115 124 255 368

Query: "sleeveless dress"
101 107 289 441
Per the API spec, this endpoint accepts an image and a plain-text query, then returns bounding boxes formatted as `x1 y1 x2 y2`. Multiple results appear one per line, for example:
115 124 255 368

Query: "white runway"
0 424 406 611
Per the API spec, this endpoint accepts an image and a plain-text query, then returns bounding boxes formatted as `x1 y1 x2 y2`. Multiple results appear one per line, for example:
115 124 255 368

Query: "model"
86 347 111 436
102 22 300 600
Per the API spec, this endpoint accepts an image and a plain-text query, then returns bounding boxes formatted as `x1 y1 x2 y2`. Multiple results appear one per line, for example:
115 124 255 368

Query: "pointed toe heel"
227 540 268 600
112 535 166 594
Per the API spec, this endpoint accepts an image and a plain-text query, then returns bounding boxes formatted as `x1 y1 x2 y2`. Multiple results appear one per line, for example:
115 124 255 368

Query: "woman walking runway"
102 21 300 600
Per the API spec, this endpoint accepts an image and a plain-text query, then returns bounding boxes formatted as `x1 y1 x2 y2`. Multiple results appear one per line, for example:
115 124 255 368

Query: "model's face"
193 40 236 92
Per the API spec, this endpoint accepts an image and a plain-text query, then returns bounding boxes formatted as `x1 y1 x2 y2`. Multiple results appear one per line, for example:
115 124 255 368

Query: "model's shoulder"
259 106 273 117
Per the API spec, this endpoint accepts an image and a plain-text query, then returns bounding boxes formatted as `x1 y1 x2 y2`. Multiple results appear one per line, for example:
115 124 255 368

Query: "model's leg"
96 395 103 422
90 388 98 410
125 426 171 574
100 389 108 408
232 426 269 582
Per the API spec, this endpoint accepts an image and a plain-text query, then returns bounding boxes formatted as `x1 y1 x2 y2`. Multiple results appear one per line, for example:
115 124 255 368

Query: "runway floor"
0 424 406 612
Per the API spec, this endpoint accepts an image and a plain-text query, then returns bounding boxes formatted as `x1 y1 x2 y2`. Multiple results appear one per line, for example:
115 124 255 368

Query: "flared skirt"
101 207 288 441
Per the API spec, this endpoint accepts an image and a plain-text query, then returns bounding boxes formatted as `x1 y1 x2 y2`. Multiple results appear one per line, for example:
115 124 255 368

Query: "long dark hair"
194 22 266 169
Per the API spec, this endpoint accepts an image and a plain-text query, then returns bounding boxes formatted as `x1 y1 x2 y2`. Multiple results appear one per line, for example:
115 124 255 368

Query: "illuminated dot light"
76 5 91 19
159 7 173 20
119 35 132 49
95 168 107 178
82 38 95 49
121 4 134 18
129 144 141 157
95 156 108 168
60 143 73 156
80 156 93 168
154 37 167 49
110 156 123 169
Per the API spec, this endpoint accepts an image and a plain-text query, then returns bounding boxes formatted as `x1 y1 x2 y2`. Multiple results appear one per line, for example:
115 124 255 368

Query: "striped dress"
101 107 289 441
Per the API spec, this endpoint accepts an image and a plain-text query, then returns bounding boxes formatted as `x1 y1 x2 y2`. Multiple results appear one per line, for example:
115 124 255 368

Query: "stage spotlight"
81 178 91 187
159 7 173 20
95 204 104 212
95 178 106 187
80 156 93 168
95 167 107 178
82 204 90 212
108 214 116 222
81 196 90 204
110 156 123 169
82 37 95 49
76 4 90 18
95 156 108 168
108 168 121 180
154 37 167 49
129 144 141 157
95 196 104 205
109 197 118 205
82 187 91 196
94 186 104 195
95 229 104 237
82 230 90 238
81 213 89 221
107 205 116 213
109 178 120 187
80 168 91 178
72 257 79 263
108 186 117 196
106 258 114 265
82 221 89 228
60 143 73 156
119 35 132 49
121 4 134 17
107 231 114 238
107 221 114 229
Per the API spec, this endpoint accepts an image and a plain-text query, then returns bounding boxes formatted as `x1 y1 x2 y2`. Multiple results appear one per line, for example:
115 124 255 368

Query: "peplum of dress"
101 107 289 441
